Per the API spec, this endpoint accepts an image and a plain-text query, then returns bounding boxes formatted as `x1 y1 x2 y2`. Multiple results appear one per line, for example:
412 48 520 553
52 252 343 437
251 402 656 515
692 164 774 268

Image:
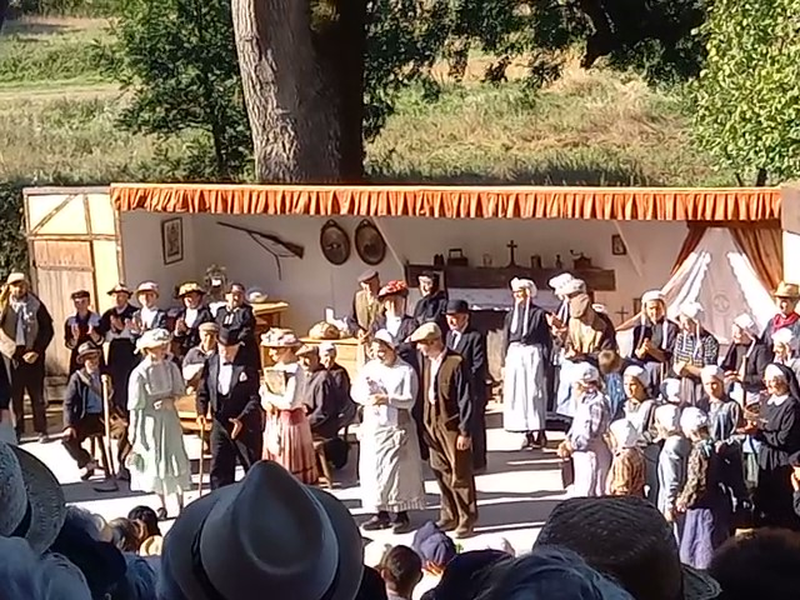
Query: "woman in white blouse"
259 330 317 484
353 329 425 533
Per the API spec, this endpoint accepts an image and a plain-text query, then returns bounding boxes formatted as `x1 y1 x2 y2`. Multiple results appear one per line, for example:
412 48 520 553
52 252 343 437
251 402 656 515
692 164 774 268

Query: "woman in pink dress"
259 330 318 484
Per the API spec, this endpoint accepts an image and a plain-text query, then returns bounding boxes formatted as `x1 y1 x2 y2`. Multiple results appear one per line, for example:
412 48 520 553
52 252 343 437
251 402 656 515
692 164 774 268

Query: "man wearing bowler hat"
445 299 489 473
196 328 262 489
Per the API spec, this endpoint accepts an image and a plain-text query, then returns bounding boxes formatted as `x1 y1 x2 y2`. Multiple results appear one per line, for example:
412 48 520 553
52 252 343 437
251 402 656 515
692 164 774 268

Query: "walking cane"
101 374 117 478
197 416 206 497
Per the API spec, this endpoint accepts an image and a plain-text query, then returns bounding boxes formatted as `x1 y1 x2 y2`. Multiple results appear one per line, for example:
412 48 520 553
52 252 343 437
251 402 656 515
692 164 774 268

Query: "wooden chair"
313 439 333 489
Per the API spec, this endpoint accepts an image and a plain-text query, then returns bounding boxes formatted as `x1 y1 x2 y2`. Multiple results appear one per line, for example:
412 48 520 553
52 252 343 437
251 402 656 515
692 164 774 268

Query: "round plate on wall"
354 219 386 266
319 220 351 266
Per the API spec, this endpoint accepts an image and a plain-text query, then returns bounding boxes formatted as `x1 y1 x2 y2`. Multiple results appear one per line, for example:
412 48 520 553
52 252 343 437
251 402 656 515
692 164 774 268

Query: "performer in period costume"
761 281 800 350
173 281 213 361
622 364 660 504
413 271 448 332
606 418 646 497
98 283 137 414
445 299 489 472
63 289 103 375
548 273 576 421
721 313 770 406
411 322 476 538
653 403 691 540
352 329 425 534
676 407 732 569
130 282 168 347
748 363 800 530
563 279 618 358
196 328 262 490
296 344 340 442
0 272 54 442
559 362 612 497
502 278 552 450
259 330 317 484
127 328 191 519
319 341 356 428
370 280 419 371
182 322 219 393
671 301 720 410
215 282 259 370
347 269 382 368
772 327 800 383
630 289 679 396
61 342 106 480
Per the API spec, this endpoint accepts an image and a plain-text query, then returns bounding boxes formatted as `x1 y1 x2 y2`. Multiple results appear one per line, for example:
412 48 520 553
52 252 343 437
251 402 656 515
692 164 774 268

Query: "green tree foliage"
105 0 252 180
692 0 800 185
0 183 28 275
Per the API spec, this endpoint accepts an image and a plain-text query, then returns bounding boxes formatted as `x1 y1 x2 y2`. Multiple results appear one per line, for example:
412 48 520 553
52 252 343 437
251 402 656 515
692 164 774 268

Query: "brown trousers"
425 419 478 529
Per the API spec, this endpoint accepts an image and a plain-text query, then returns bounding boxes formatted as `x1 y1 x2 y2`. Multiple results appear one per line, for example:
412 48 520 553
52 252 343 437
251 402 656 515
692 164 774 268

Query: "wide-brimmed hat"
377 280 408 300
0 442 66 554
136 328 171 353
260 329 302 348
534 496 721 600
107 283 131 296
178 282 205 298
135 281 159 296
77 342 101 362
161 460 363 600
775 281 800 299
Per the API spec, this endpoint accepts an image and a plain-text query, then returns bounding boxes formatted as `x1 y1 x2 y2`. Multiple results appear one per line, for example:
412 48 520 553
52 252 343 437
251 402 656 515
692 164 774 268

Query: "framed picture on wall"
161 217 184 265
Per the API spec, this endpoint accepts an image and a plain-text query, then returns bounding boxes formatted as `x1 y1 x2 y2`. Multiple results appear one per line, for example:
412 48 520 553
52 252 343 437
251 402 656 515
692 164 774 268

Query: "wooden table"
252 301 289 330
299 337 360 381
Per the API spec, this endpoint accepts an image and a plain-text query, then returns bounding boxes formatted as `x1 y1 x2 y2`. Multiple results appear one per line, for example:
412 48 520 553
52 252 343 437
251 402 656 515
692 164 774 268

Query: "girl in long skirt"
559 362 611 497
259 329 318 484
127 328 191 520
676 407 732 568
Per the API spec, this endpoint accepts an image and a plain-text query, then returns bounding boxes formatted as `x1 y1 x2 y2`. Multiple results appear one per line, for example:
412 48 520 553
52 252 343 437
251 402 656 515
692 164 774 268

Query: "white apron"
503 342 546 432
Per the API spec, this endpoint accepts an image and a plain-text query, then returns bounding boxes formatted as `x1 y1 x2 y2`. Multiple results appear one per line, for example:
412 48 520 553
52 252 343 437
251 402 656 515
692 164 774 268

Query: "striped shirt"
672 331 719 368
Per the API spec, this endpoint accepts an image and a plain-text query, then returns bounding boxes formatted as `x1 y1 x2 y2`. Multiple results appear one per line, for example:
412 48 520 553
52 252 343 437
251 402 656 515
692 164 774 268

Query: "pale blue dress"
127 356 192 496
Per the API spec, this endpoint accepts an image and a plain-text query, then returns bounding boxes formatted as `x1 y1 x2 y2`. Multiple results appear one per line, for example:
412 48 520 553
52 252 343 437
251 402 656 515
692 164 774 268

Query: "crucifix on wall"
615 306 629 322
507 240 518 267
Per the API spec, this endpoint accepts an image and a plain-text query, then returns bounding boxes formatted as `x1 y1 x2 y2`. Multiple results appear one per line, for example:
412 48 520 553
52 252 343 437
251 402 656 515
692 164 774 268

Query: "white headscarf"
661 378 683 404
733 313 757 336
623 365 648 387
700 365 724 384
609 419 640 449
655 404 681 433
765 363 787 382
510 278 536 337
773 327 798 351
641 290 665 304
575 362 601 384
680 407 708 435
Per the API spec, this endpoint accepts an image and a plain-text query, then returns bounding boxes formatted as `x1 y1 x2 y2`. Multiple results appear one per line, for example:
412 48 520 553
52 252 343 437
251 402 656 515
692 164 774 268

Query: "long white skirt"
503 342 546 432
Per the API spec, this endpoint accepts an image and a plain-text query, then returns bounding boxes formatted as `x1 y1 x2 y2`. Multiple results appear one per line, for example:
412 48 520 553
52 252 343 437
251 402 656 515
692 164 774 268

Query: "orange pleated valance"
110 184 782 222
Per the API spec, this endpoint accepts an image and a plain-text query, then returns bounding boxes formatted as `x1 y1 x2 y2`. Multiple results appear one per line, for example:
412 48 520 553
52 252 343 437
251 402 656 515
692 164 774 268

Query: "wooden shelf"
404 264 615 291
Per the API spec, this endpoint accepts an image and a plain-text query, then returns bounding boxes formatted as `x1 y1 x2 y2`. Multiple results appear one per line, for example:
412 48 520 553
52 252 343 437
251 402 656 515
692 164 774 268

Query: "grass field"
0 16 735 187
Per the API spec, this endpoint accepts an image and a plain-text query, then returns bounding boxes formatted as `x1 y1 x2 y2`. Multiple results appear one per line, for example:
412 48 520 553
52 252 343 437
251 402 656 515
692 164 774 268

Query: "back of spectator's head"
109 518 143 553
355 566 388 600
710 528 800 600
0 536 92 600
127 506 162 540
432 550 512 600
112 553 158 600
363 539 393 568
380 545 422 598
65 507 110 542
474 546 635 600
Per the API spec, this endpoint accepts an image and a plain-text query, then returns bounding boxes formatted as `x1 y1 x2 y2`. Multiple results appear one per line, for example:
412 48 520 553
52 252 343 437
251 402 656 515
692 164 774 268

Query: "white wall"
119 212 199 303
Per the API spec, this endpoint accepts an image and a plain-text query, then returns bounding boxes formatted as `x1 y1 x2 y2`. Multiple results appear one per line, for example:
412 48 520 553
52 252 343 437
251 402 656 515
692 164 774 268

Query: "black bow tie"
222 362 233 366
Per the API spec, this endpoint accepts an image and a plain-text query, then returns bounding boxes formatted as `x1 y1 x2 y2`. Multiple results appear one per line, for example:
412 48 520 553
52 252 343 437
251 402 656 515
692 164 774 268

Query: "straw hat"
161 461 363 600
107 283 131 296
535 496 720 600
260 329 302 349
135 281 159 296
76 342 101 363
774 281 800 299
178 282 205 297
0 442 66 554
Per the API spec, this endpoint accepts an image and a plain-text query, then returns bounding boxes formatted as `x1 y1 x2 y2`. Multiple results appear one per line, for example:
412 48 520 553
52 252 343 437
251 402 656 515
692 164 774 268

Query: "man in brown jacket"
347 269 382 367
410 322 477 538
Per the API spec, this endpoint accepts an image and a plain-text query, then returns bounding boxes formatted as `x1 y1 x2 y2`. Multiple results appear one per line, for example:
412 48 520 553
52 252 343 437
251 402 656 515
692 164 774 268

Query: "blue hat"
412 521 457 568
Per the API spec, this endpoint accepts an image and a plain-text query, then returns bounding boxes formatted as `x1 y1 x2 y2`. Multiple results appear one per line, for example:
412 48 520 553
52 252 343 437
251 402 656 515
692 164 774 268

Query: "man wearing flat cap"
196 327 262 489
215 282 259 370
0 272 54 442
347 270 382 370
182 321 220 394
445 299 489 473
411 322 477 538
173 282 213 361
64 289 103 375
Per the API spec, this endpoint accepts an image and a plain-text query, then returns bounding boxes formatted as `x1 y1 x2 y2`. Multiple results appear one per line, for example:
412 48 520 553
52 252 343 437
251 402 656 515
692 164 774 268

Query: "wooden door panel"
33 240 93 270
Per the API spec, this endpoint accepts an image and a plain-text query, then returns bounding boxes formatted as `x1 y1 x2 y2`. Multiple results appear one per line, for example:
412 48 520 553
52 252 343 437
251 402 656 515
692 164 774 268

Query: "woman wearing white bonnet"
558 362 612 497
502 277 552 450
631 289 679 396
720 313 770 406
746 362 800 529
701 365 742 451
772 326 800 383
622 364 660 503
671 301 720 410
653 403 691 537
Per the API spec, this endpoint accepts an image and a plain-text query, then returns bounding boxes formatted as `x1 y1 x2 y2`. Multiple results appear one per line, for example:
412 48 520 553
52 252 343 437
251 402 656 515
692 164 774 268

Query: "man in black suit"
196 328 263 490
445 299 489 473
214 282 259 370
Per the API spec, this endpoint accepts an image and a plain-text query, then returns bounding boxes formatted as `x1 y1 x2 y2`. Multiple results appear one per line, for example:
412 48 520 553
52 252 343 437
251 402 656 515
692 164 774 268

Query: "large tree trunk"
0 0 8 32
231 0 342 182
